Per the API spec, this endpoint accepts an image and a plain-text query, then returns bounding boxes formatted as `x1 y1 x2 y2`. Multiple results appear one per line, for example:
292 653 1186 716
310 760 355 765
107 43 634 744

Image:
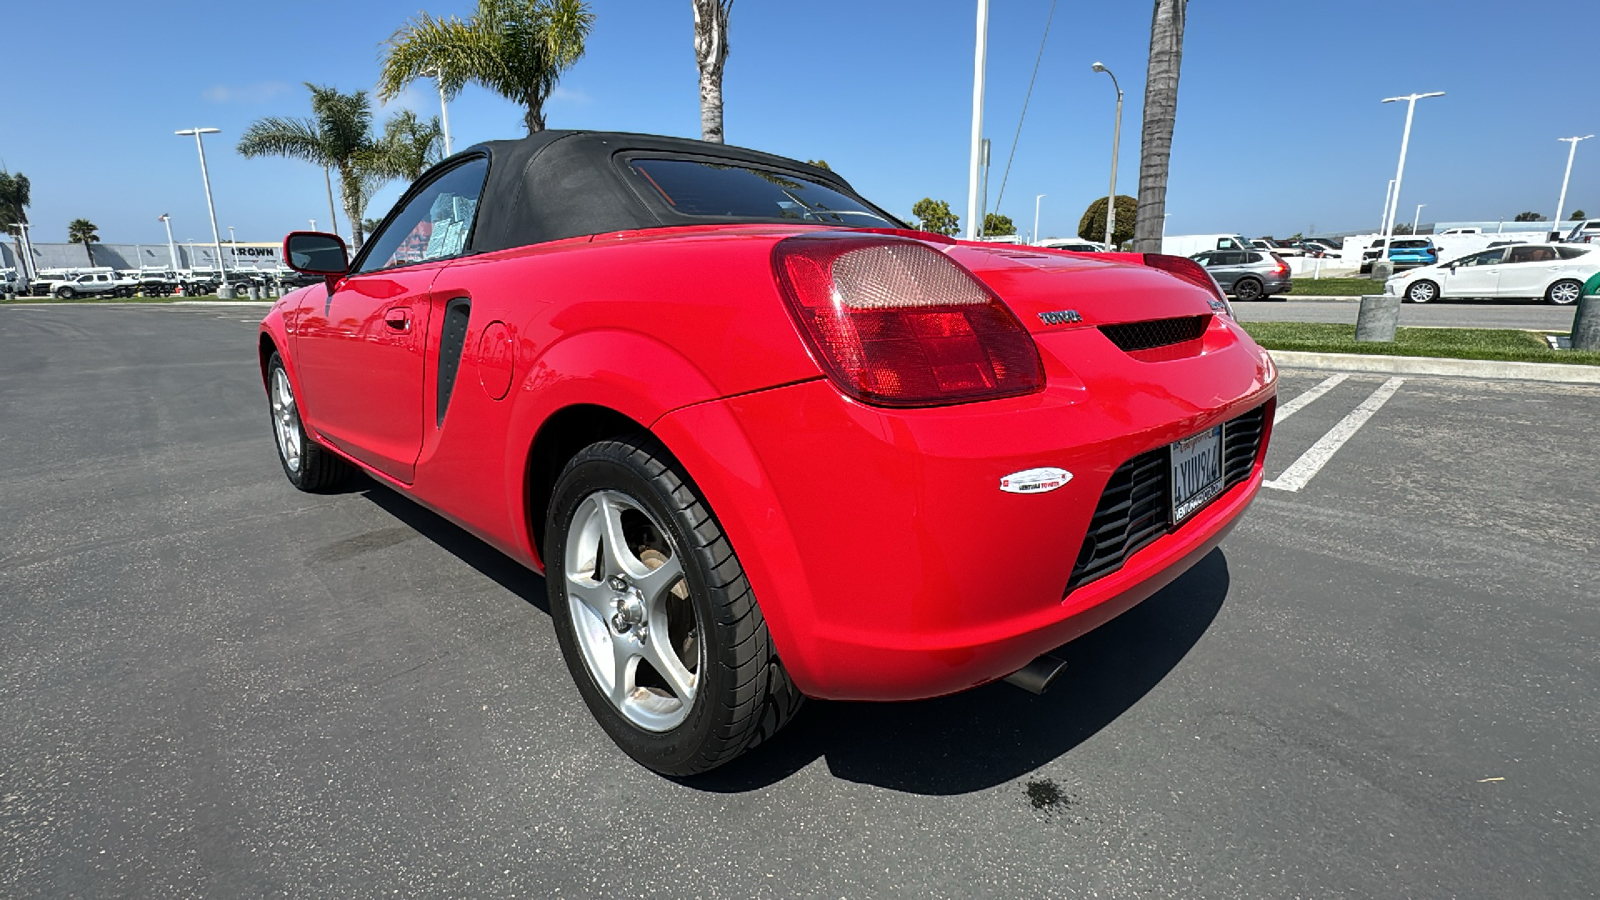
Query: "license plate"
1170 425 1224 523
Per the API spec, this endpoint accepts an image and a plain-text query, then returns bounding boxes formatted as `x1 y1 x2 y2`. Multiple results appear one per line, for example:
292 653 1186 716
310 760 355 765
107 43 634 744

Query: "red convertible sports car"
261 131 1276 775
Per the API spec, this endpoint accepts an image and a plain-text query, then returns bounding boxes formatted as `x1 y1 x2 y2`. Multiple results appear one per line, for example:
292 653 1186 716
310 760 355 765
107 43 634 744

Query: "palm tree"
692 0 733 143
378 0 595 136
374 110 445 182
1132 0 1186 253
67 218 99 266
238 84 380 250
0 169 30 231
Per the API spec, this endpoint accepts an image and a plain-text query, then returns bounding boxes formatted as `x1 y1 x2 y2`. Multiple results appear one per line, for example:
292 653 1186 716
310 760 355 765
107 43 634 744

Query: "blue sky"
6 0 1598 247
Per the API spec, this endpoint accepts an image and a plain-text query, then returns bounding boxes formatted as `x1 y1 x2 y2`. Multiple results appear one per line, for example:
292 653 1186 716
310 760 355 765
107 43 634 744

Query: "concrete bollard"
1370 259 1394 281
1573 294 1600 352
217 284 235 300
1355 294 1401 342
248 285 260 301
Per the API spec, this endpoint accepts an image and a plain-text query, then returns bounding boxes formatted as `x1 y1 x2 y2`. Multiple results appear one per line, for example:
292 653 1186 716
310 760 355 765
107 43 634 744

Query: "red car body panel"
260 135 1277 706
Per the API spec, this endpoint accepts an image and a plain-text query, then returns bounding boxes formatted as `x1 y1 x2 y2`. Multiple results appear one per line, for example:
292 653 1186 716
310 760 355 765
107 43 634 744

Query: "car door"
294 156 490 483
1438 248 1505 297
1205 251 1247 290
1496 245 1562 297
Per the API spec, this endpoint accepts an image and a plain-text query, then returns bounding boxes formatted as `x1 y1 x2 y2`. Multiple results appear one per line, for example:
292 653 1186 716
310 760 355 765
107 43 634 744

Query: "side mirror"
283 232 349 288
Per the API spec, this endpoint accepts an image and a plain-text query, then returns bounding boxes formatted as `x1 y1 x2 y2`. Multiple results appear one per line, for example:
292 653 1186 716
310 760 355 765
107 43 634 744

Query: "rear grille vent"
1098 315 1209 352
1066 404 1267 593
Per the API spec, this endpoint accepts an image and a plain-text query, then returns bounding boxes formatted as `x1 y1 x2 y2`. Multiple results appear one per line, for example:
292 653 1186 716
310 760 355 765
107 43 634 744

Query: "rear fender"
502 329 724 565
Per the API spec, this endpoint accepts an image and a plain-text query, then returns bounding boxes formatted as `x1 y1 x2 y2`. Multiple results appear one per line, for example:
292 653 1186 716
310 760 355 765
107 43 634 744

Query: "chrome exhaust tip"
1002 653 1068 694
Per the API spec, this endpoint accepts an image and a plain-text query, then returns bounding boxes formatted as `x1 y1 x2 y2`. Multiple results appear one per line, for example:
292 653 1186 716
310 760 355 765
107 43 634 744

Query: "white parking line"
1274 373 1348 424
1264 377 1405 493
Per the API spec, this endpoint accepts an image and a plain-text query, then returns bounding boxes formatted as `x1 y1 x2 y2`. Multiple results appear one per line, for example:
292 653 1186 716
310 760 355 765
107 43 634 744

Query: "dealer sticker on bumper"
1170 425 1224 522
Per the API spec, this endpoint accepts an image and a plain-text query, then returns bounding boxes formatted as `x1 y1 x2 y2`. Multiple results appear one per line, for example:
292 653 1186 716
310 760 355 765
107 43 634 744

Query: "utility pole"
965 0 989 241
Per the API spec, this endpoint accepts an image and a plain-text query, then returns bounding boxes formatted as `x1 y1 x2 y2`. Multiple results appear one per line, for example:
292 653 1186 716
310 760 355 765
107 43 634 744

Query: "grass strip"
1287 278 1384 296
1242 322 1600 366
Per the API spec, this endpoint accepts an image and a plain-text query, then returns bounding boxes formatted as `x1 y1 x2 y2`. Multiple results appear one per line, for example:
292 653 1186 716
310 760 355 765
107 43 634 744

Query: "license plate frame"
1169 424 1224 524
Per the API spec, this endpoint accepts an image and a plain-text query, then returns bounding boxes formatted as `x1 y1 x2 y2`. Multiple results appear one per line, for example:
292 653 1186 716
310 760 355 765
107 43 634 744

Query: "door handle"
384 308 411 332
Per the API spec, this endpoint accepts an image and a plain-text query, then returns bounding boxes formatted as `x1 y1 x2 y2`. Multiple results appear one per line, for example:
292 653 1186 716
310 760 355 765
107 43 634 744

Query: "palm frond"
237 117 329 164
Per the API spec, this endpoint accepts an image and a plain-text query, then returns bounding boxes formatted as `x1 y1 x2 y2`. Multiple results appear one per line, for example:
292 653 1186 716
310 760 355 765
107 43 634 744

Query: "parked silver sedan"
1191 249 1293 301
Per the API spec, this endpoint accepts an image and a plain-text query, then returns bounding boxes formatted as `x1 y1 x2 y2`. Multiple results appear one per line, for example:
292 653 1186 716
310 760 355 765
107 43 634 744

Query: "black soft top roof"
452 130 895 253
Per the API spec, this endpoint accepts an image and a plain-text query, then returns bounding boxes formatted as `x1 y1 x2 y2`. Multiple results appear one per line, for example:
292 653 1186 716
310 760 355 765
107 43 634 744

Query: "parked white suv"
1385 243 1598 304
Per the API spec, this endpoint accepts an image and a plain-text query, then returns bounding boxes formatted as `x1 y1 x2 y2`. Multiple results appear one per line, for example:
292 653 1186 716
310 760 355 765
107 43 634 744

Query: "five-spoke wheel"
265 351 352 492
546 435 803 775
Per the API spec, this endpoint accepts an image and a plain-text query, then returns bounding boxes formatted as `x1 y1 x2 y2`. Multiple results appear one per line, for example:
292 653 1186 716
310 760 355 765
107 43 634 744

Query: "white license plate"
1170 425 1224 523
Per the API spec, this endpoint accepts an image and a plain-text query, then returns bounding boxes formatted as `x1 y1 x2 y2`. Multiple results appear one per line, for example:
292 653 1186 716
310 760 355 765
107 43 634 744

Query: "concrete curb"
1270 350 1600 385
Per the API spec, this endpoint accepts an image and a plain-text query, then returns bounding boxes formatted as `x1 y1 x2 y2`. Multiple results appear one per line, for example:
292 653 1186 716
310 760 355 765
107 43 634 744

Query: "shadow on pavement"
359 484 550 614
689 549 1230 795
357 481 1227 796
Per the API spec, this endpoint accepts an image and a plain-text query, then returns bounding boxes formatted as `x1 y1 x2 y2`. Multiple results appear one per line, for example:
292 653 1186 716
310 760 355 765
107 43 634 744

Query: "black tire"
1406 280 1439 304
1547 279 1583 306
266 352 353 492
1232 278 1263 302
56 286 75 299
545 435 803 776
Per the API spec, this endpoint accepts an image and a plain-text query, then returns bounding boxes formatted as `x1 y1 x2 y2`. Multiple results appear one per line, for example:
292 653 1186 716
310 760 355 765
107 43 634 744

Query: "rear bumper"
653 318 1276 701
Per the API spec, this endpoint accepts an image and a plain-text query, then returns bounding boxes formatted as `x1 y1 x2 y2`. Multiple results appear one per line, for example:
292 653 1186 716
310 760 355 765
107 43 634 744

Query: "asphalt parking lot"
1235 297 1579 331
3 304 1597 898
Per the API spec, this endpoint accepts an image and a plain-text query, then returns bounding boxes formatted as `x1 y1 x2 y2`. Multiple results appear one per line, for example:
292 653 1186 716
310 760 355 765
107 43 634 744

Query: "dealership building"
4 239 289 279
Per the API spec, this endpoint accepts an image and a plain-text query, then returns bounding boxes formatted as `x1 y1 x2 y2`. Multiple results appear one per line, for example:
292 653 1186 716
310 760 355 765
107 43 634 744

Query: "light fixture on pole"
1091 61 1123 249
966 0 990 241
1553 135 1593 238
1412 204 1425 234
159 214 179 274
175 127 231 296
1033 193 1046 245
1378 91 1445 269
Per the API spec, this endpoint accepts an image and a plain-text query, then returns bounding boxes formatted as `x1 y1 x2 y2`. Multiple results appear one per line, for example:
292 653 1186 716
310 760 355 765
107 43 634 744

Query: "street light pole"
1379 91 1445 269
1092 62 1123 249
160 214 179 274
322 166 339 238
966 0 989 241
1554 135 1593 238
227 226 237 275
175 127 230 295
1412 203 1425 234
1033 194 1046 244
1380 178 1395 234
432 69 453 155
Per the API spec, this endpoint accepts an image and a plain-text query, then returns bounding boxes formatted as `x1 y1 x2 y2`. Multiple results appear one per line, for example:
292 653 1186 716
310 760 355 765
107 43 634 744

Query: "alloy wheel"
1548 280 1581 306
563 489 701 732
269 367 302 473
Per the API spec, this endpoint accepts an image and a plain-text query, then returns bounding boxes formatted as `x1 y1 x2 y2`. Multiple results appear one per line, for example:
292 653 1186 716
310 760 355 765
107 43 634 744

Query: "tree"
1132 0 1187 253
1572 209 1586 220
239 84 382 251
983 213 1016 237
379 0 595 135
1513 211 1546 222
373 109 445 182
692 0 733 143
1078 195 1137 246
67 218 99 266
0 169 30 232
805 159 830 171
911 198 959 236
1390 222 1413 235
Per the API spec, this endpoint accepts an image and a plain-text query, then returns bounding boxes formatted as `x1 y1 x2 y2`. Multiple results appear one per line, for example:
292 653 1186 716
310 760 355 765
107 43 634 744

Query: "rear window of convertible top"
627 158 894 227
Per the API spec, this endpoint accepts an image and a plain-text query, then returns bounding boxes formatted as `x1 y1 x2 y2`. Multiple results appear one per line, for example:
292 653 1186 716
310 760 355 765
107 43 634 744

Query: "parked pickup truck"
35 270 138 299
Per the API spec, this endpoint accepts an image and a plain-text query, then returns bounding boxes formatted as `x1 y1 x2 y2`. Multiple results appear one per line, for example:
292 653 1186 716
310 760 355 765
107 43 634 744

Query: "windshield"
628 159 897 227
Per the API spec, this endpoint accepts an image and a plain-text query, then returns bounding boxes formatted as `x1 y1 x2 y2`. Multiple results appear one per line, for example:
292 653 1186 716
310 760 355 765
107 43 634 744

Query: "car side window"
1506 246 1556 264
355 157 490 275
1556 246 1591 260
1458 249 1506 267
1193 252 1214 266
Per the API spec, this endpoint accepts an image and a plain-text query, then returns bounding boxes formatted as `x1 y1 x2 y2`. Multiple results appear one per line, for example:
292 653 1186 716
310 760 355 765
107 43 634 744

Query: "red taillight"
773 234 1045 407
